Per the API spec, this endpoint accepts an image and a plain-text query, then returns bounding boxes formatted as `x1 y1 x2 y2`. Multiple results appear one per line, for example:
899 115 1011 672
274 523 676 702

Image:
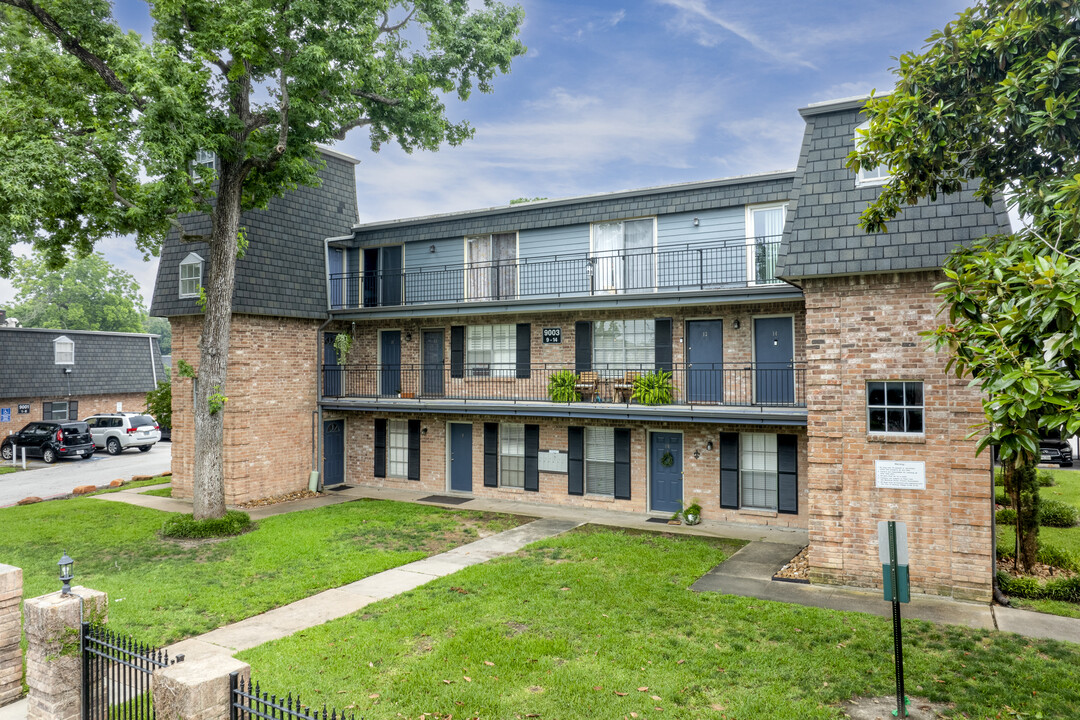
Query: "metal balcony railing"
321 361 806 408
329 236 783 310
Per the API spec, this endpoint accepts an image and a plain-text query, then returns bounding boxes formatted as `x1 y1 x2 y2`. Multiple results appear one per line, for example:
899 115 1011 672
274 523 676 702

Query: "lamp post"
58 552 73 595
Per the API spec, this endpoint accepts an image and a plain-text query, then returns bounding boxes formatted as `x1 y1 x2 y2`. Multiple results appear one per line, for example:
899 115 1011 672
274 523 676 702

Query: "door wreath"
660 451 675 467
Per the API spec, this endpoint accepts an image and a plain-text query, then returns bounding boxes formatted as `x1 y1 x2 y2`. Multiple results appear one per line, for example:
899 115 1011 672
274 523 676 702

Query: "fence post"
0 564 22 707
24 586 107 720
153 655 250 720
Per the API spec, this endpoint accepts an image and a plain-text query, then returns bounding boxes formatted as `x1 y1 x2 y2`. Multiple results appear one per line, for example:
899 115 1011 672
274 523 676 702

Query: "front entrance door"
754 317 794 405
323 332 341 397
650 432 683 513
449 423 473 492
323 420 344 487
686 320 723 403
380 330 401 396
422 330 445 397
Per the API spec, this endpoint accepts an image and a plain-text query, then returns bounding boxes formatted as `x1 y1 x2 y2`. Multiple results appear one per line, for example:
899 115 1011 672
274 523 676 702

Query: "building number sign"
543 327 561 344
17 404 30 414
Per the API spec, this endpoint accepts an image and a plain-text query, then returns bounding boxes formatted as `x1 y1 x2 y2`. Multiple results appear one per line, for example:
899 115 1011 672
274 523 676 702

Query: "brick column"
153 656 250 720
0 565 22 706
24 588 107 720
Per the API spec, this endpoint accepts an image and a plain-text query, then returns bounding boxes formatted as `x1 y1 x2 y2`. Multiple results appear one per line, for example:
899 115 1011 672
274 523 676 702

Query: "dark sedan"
1 421 96 463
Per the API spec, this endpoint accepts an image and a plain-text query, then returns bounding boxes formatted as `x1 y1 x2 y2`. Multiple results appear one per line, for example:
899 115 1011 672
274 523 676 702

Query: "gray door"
323 420 344 487
380 330 401 396
323 332 341 397
754 317 794 405
422 330 444 397
686 320 723 403
650 432 682 513
449 423 472 492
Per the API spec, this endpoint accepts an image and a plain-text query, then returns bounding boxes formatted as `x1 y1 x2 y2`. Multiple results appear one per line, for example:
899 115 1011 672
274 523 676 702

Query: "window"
854 121 890 186
740 433 778 510
49 402 69 421
746 204 786 284
594 319 654 377
387 420 409 477
191 149 216 179
466 233 517 300
500 423 525 488
179 253 204 298
53 336 74 365
466 324 516 377
867 381 924 434
585 427 615 496
592 218 655 293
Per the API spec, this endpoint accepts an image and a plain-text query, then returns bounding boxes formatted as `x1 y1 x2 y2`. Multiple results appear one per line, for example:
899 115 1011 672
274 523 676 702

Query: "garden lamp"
58 552 73 595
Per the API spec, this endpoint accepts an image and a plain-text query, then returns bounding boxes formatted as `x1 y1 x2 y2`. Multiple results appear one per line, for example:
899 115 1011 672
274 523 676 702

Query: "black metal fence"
81 622 183 720
329 236 783 310
230 674 358 720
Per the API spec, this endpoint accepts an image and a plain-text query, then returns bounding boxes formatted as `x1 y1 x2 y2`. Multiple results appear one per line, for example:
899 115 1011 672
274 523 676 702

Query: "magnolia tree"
0 0 525 519
850 0 1080 571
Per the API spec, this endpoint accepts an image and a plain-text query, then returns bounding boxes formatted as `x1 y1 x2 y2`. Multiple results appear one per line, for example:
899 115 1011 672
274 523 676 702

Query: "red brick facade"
0 394 151 429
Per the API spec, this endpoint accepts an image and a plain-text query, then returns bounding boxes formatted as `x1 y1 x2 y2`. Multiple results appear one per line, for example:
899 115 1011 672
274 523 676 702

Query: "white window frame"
744 203 787 286
589 217 657 293
499 423 525 488
739 432 778 511
854 121 890 187
584 426 615 497
48 401 70 421
387 419 409 478
593 319 654 379
53 336 74 365
464 232 519 301
466 324 516 378
191 149 216 180
179 252 204 299
867 380 925 435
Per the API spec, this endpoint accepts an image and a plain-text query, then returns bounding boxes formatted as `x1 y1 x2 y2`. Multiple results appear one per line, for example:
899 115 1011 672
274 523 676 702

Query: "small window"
585 427 615 496
387 420 409 478
54 336 74 365
49 402 69 421
854 121 890 186
179 252 204 299
466 324 516 377
191 149 216 179
867 381 924 434
740 433 778 510
593 319 654 378
500 423 525 488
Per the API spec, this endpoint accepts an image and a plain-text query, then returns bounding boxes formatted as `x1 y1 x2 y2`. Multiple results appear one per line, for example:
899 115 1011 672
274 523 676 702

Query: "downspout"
312 235 336 491
149 336 158 386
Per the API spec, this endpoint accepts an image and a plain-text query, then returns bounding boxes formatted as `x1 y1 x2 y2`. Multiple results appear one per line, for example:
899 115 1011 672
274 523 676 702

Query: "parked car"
83 413 161 455
1 421 95 463
1040 429 1073 467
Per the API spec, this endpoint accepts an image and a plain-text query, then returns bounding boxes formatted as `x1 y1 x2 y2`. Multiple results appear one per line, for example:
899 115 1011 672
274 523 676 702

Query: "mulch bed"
234 489 324 509
998 560 1076 581
774 545 809 581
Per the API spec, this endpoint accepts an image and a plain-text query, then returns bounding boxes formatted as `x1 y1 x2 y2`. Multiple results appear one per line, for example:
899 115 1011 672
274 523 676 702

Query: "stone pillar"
24 588 108 720
153 655 250 720
0 565 22 706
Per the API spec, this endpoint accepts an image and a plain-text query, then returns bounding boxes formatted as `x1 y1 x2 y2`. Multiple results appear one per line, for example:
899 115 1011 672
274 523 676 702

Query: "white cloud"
550 8 628 42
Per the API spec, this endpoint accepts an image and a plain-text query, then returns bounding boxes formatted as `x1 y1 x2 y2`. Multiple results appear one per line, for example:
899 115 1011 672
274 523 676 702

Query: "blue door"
687 320 723 403
328 248 344 309
323 332 341 397
449 423 472 492
754 317 794 405
422 330 444 396
380 330 401 396
323 420 344 487
650 432 682 513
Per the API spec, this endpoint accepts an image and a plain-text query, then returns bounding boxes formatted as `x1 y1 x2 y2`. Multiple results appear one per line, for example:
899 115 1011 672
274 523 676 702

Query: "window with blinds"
388 420 409 478
500 423 525 488
467 325 516 377
585 427 615 496
593 319 654 378
740 433 778 510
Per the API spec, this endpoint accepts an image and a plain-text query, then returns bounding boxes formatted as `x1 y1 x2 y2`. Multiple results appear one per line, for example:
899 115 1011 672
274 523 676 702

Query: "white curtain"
467 236 491 300
593 222 623 292
623 219 654 290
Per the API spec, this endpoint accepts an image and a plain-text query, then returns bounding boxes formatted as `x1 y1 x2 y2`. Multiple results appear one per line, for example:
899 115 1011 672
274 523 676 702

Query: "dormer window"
179 252 204 298
855 121 890 186
54 336 74 365
191 149 216 179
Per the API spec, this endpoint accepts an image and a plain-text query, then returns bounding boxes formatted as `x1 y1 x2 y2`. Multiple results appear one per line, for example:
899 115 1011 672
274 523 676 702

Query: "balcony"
329 237 784 310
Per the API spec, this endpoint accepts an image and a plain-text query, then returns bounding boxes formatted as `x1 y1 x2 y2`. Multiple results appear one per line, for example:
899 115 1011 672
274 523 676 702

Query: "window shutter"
719 432 739 509
450 326 465 378
655 318 672 373
614 428 631 500
42 402 52 420
777 434 798 514
483 423 499 487
524 424 539 492
407 419 421 481
68 401 78 421
575 322 592 373
516 323 531 379
567 426 584 495
374 419 387 478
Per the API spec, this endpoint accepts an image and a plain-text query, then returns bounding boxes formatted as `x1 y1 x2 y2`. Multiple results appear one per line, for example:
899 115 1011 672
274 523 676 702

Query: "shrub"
994 469 1004 487
162 510 253 539
995 491 1010 507
1040 499 1079 528
547 370 581 403
1037 543 1080 573
996 508 1017 525
998 571 1080 603
631 369 674 406
1037 471 1056 487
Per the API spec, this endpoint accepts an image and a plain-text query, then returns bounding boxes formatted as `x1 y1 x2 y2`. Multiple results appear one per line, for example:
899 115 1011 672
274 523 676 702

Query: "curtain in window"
740 433 778 510
593 222 623 293
500 423 525 488
585 427 615 496
751 207 784 283
467 236 491 300
494 233 516 299
467 234 517 300
623 219 654 291
593 319 655 378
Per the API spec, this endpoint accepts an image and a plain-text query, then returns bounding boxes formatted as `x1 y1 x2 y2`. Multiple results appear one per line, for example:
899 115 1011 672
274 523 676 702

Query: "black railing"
230 674 358 720
329 236 783 309
322 361 806 408
82 622 183 720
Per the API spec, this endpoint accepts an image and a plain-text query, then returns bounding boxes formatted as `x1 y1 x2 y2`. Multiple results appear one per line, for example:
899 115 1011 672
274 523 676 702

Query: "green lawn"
0 466 16 475
86 475 172 496
1038 468 1080 558
239 527 1080 720
141 487 172 497
0 498 526 645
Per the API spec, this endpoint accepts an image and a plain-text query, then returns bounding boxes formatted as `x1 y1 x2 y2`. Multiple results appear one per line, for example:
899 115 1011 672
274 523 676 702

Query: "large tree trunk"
1006 457 1040 573
192 162 243 520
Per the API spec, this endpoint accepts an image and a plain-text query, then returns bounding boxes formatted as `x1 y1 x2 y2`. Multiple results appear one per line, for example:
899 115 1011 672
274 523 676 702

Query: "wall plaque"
875 460 926 490
542 327 562 344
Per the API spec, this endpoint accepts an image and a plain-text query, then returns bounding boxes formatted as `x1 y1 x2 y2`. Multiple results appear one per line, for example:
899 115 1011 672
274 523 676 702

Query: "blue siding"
404 237 465 304
657 207 744 247
657 208 747 288
518 225 591 297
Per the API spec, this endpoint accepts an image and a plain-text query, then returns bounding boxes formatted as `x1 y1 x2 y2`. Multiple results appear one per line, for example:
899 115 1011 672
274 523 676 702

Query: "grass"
0 498 526 645
85 475 172 496
0 467 16 475
141 487 172 497
238 526 1080 720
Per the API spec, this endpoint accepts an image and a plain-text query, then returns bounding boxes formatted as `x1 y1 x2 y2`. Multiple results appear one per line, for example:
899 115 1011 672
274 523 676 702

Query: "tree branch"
379 6 415 34
331 117 372 141
351 89 402 106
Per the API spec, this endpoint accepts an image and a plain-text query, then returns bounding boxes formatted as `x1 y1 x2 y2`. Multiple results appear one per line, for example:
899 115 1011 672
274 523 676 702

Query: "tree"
0 0 525 519
849 0 1080 571
5 250 145 332
144 315 171 355
145 380 172 433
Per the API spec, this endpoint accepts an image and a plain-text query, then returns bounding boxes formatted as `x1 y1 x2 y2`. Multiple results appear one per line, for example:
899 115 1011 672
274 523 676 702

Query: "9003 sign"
542 327 561 344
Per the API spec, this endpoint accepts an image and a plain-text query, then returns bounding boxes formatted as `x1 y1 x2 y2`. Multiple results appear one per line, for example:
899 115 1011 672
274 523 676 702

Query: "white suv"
83 413 162 455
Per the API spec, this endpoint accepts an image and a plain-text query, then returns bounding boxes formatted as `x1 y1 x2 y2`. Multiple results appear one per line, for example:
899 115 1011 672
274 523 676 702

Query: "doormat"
418 495 472 505
645 517 673 524
325 485 354 491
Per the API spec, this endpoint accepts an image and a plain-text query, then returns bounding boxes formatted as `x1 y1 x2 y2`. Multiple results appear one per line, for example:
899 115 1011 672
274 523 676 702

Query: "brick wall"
803 271 992 601
171 314 321 504
0 394 151 433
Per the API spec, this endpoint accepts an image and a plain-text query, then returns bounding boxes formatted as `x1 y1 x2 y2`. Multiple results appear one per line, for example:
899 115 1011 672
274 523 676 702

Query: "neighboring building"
0 327 164 428
151 98 1009 602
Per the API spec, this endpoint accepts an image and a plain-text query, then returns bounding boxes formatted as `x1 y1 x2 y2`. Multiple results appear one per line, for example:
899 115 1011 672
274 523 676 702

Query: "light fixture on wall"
706 440 714 451
732 319 741 330
405 332 412 342
429 244 436 253
692 217 700 227
421 427 428 435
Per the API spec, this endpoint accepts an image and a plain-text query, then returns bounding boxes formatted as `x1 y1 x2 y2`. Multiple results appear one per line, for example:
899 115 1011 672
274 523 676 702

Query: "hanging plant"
333 332 353 365
660 451 675 467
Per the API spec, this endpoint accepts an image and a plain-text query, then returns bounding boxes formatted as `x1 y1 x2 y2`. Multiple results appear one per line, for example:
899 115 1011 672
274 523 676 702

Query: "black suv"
1040 429 1074 467
1 421 96 463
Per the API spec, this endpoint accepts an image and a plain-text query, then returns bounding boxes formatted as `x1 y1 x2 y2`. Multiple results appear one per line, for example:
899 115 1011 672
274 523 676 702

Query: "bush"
1038 543 1080 572
547 370 581 403
1039 499 1079 528
1037 471 1056 487
996 491 1010 507
996 508 1017 525
631 369 674 406
994 469 1004 487
998 571 1080 603
162 510 253 538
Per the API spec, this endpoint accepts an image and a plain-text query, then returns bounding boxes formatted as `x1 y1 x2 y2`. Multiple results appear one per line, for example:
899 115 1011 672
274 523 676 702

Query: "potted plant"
548 370 582 403
682 499 702 526
333 332 353 365
631 369 674 406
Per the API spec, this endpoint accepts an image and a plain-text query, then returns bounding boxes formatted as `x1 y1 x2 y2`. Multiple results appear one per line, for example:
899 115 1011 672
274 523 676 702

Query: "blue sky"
0 0 975 310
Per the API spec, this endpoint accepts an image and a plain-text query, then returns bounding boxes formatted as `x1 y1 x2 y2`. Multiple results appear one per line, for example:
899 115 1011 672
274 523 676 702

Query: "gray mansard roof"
0 327 163 400
150 149 359 319
775 97 1012 280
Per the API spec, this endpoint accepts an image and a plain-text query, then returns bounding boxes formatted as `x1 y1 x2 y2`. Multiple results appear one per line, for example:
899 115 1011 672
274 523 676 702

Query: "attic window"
854 121 890 187
54 336 74 365
179 252 204 299
191 149 216 179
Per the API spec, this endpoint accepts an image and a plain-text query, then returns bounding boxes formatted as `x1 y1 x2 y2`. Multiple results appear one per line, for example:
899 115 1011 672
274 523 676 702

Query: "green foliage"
143 316 172 355
176 359 195 378
207 387 228 415
236 227 248 260
196 286 207 312
1038 471 1057 488
161 511 253 539
333 332 353 365
547 370 581 403
1040 499 1080 528
998 571 1080 603
509 197 547 204
997 507 1017 526
144 381 172 430
631 369 674 406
